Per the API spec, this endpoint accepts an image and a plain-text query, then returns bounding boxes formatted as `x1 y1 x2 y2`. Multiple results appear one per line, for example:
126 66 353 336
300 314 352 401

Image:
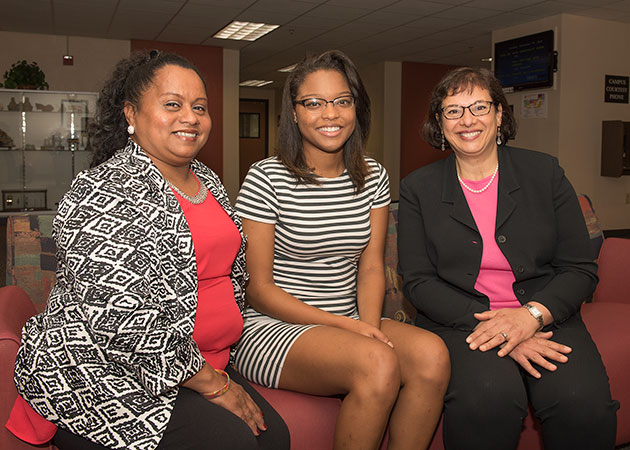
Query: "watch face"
530 305 542 317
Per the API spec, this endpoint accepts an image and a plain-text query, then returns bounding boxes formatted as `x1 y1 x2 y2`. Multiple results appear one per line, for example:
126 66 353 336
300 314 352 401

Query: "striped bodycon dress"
233 156 390 388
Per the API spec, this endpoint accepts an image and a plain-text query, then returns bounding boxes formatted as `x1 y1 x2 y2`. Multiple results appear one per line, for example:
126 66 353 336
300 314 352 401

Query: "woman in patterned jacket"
9 51 289 450
234 50 450 450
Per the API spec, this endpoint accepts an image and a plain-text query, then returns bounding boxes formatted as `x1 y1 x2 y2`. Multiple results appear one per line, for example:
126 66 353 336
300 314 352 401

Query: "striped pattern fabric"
234 156 390 388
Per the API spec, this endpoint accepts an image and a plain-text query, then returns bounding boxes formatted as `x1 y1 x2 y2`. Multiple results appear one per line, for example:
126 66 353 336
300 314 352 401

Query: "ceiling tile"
477 11 541 26
607 0 630 11
380 0 452 16
0 0 54 34
557 0 619 5
118 0 185 14
465 0 542 12
433 5 505 20
515 1 588 16
573 6 630 18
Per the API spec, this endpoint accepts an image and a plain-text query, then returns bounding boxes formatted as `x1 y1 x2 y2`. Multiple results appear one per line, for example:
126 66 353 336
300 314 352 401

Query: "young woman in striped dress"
234 50 449 450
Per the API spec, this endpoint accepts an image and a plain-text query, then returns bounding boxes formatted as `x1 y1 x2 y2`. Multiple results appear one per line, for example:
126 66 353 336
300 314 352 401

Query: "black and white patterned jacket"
14 140 247 450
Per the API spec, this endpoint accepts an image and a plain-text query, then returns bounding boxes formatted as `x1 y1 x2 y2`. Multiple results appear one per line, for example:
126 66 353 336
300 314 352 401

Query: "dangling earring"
127 125 135 135
441 131 446 152
496 126 502 146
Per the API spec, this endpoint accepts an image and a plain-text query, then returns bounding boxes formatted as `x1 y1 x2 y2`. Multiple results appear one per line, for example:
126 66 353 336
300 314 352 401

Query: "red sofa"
2 208 629 450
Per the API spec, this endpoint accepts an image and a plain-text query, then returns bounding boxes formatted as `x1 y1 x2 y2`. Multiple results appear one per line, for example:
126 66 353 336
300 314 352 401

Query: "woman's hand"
341 316 394 348
209 381 267 436
182 365 266 436
508 331 572 378
466 307 539 356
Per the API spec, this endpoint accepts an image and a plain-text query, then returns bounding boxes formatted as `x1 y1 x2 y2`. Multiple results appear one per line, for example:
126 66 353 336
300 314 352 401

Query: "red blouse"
174 183 243 369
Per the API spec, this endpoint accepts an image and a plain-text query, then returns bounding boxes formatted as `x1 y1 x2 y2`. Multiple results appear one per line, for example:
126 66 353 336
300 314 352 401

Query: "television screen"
494 30 556 91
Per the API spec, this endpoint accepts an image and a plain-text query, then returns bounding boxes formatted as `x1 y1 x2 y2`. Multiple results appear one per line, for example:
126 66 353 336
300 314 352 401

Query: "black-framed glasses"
294 95 355 112
441 100 495 120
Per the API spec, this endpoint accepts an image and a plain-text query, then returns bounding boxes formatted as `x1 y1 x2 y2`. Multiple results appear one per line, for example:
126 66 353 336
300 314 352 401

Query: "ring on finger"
500 332 509 341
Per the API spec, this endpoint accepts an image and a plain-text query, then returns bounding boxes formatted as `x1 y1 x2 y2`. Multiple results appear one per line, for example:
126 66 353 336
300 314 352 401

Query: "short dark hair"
89 50 204 167
277 50 370 191
422 67 518 150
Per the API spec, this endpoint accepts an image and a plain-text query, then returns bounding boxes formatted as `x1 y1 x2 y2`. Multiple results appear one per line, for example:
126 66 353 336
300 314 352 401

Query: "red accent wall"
400 62 459 179
131 40 223 178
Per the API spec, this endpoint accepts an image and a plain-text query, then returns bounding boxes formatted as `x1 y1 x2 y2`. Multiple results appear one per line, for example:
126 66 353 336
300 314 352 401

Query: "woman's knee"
351 341 400 399
404 332 450 388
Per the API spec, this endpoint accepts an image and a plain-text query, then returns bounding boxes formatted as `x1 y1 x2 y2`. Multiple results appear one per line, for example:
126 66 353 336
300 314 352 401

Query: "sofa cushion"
6 216 56 312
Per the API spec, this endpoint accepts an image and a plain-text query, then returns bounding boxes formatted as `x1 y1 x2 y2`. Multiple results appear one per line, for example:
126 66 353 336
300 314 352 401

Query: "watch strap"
523 303 544 330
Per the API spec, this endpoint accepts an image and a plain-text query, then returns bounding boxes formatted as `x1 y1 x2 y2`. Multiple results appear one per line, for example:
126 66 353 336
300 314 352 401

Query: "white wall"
493 15 630 230
0 31 129 92
222 49 240 202
359 61 402 200
558 15 630 230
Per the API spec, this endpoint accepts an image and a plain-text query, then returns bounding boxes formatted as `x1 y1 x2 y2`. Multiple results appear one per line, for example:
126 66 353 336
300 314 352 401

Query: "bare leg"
380 320 450 450
279 326 401 450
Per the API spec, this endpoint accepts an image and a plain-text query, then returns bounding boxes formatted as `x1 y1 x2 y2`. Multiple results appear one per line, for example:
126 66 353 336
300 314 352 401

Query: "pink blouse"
461 174 521 310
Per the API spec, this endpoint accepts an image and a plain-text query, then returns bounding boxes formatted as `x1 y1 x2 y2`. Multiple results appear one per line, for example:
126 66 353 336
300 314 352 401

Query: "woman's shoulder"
501 146 560 176
250 156 285 171
502 146 558 164
364 156 386 173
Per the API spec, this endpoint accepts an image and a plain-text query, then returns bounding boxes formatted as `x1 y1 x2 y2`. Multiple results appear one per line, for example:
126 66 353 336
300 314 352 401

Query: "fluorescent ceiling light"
277 63 297 73
214 21 279 41
481 57 493 62
240 80 274 87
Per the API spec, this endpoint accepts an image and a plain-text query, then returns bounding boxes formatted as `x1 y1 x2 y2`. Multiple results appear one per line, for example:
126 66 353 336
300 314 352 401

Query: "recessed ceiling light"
213 21 279 41
239 80 274 87
277 64 297 73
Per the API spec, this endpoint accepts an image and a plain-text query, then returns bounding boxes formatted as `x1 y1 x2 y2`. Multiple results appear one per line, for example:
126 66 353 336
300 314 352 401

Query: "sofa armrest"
0 286 45 450
593 238 630 305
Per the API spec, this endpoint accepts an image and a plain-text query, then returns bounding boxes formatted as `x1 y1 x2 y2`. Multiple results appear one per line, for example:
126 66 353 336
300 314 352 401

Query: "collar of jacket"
440 146 521 231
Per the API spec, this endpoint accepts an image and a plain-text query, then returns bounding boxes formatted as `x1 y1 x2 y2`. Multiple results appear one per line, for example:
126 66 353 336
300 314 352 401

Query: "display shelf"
0 88 97 211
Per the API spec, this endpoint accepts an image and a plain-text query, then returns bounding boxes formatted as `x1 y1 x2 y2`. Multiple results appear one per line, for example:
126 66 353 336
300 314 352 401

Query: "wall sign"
604 75 629 103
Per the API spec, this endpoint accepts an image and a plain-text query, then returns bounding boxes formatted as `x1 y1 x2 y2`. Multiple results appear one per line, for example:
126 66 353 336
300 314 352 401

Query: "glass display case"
0 88 98 212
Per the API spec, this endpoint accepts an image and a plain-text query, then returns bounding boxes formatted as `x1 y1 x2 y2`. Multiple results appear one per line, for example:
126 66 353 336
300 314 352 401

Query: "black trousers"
53 367 290 450
430 313 618 450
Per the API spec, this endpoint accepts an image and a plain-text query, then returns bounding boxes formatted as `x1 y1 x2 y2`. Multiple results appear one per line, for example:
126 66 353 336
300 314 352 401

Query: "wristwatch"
523 303 544 331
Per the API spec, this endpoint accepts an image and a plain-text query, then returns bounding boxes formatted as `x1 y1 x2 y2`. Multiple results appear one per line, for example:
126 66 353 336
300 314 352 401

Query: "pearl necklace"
457 163 499 194
166 178 208 204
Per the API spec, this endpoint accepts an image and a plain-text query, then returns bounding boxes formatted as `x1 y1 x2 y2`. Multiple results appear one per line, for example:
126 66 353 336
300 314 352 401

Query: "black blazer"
398 146 598 332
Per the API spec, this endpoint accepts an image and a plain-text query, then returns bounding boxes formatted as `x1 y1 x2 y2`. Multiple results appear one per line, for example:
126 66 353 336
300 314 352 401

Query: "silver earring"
441 131 445 152
127 125 135 135
496 126 502 146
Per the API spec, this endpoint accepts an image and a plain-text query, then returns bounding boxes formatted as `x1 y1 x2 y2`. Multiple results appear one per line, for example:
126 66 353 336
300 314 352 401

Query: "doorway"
239 99 269 185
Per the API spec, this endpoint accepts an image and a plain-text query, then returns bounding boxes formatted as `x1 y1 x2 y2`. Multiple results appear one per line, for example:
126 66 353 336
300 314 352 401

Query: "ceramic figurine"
22 97 33 112
7 97 19 111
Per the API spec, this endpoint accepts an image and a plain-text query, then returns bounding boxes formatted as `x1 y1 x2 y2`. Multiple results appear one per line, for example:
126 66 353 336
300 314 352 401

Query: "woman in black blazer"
398 67 618 450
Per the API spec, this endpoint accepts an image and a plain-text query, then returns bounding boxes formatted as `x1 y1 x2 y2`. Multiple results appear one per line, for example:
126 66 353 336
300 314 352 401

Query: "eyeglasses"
440 100 495 120
294 95 355 112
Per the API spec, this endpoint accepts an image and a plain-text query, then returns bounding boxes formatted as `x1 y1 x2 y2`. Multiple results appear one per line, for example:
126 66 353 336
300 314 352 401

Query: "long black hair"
89 50 204 167
277 50 371 191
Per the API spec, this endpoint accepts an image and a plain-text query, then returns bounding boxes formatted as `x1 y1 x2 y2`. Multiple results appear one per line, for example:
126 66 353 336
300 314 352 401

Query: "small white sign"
521 92 547 119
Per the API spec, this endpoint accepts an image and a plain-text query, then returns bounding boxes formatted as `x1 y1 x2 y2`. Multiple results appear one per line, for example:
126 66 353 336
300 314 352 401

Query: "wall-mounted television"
494 30 557 92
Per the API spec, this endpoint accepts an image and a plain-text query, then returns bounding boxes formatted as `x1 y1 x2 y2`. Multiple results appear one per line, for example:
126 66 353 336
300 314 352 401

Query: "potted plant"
0 60 49 90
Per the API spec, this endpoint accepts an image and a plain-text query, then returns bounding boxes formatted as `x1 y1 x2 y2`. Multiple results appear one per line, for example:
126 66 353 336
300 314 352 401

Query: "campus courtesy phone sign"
604 75 629 103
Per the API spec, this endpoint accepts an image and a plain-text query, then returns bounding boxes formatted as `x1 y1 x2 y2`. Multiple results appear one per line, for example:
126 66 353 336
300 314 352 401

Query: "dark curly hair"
89 50 204 167
422 67 518 150
277 50 370 191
